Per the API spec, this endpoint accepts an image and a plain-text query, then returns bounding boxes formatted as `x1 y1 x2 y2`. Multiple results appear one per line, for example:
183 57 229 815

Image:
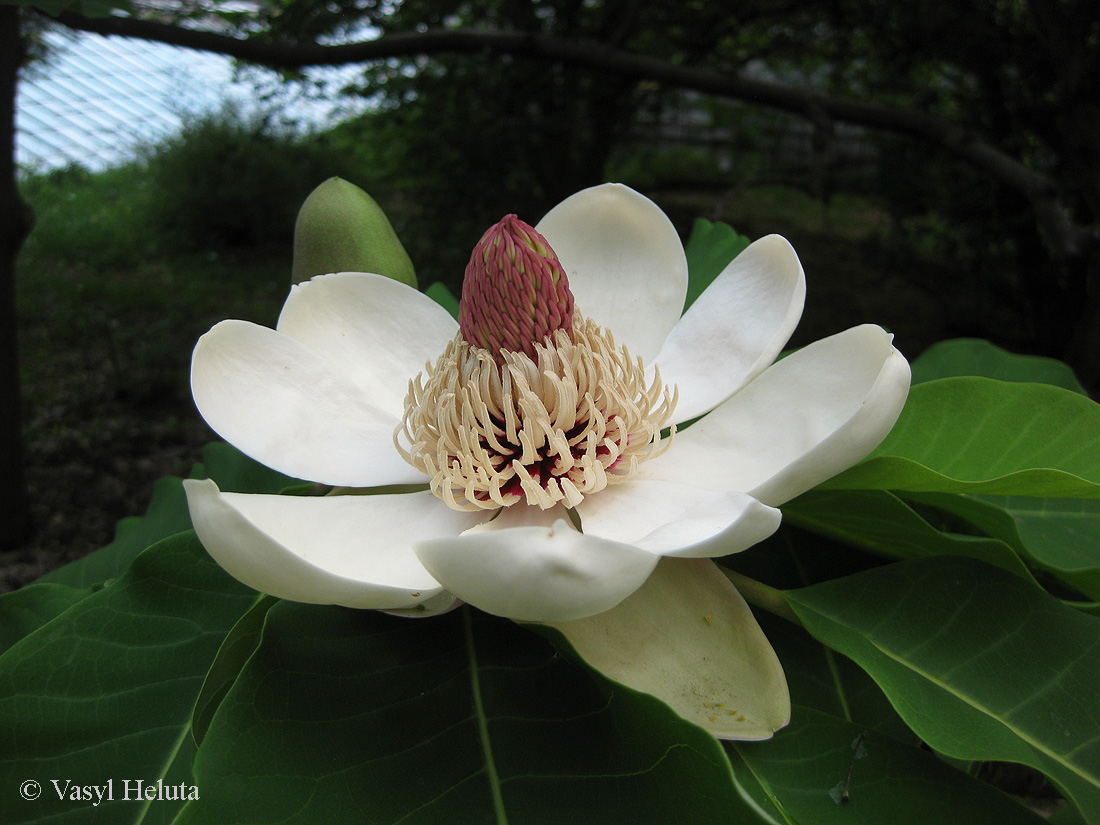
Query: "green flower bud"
291 177 417 288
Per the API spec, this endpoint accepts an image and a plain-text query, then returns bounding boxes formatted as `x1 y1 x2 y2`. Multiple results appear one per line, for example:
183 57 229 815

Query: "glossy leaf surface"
729 705 1047 825
907 492 1100 601
177 602 757 825
0 534 255 825
782 488 1035 581
787 556 1100 823
683 218 751 311
823 378 1100 496
911 338 1087 394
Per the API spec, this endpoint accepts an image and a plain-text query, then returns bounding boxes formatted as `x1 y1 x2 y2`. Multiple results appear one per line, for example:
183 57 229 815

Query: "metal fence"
16 27 367 173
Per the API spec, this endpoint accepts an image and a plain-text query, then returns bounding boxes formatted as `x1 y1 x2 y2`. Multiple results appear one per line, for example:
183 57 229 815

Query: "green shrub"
19 162 158 269
142 107 365 254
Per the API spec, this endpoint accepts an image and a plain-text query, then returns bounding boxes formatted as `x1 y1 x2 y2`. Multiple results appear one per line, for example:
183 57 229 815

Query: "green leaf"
729 705 1048 825
190 441 301 496
1052 800 1091 825
7 441 293 666
683 218 751 311
0 583 92 656
906 492 1100 601
786 556 1100 823
0 532 255 825
783 488 1037 582
753 610 916 745
424 280 460 319
191 594 279 748
36 475 193 589
823 377 1100 496
912 338 1087 394
178 603 762 824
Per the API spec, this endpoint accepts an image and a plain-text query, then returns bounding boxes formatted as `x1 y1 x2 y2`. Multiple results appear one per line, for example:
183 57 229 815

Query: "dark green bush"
19 162 158 269
143 107 365 254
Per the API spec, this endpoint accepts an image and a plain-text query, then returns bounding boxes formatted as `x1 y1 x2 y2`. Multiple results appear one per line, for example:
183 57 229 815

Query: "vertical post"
0 4 32 549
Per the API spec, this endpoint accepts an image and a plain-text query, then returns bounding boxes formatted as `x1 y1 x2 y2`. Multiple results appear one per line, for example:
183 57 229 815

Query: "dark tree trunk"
0 5 32 549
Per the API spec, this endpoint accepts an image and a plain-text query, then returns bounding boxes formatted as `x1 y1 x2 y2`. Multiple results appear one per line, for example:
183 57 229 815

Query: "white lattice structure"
16 27 367 172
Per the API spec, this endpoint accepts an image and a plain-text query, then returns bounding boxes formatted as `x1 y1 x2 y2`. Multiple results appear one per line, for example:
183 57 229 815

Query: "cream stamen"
395 316 677 512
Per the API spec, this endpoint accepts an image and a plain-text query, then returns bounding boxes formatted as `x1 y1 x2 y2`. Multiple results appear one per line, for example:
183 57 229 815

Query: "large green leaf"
911 338 1088 394
786 556 1100 823
3 443 294 668
683 218 751 311
36 476 193 589
189 441 301 497
823 377 1100 496
782 488 1036 582
0 533 255 825
752 610 916 745
906 492 1100 601
424 280 460 319
728 705 1047 825
0 583 92 656
189 594 277 748
177 602 761 825
190 594 279 748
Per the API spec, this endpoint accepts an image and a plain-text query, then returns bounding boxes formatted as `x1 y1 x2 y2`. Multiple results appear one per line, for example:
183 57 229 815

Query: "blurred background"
3 0 1098 587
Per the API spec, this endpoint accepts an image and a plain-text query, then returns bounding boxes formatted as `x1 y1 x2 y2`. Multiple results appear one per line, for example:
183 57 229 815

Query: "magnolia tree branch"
51 10 1091 259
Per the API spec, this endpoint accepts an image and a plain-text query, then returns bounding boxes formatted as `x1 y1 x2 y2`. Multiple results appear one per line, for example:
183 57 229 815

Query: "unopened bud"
291 177 417 287
458 215 574 360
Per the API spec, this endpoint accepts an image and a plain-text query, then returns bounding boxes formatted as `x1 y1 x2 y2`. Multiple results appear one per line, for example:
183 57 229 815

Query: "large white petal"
653 234 806 423
575 478 781 557
547 557 790 740
415 505 659 622
277 272 458 418
191 319 423 487
535 183 687 364
651 324 911 506
185 479 481 611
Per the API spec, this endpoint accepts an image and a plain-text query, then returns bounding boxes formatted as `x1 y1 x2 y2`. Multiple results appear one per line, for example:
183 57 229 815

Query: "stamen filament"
394 316 676 511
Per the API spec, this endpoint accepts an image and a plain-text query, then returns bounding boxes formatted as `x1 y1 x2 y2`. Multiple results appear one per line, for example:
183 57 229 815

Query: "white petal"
652 324 911 506
575 478 781 557
653 235 806 423
415 505 659 622
191 319 423 487
185 479 482 610
547 557 790 740
277 272 458 418
383 591 463 618
535 183 687 364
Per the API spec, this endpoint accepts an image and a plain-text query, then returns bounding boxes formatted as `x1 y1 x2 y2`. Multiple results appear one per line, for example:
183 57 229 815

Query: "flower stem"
719 566 803 627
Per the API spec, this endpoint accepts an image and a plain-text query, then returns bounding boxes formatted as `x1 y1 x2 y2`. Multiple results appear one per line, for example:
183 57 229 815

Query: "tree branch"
51 10 1091 257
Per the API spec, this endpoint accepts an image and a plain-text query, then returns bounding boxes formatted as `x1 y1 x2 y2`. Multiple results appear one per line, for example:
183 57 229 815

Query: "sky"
16 27 368 172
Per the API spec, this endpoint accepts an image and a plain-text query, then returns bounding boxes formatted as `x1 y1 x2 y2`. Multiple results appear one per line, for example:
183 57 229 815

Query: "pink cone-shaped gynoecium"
458 215 574 361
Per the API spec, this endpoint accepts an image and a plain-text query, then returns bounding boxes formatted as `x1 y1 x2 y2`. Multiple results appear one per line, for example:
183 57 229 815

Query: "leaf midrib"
464 609 508 825
817 610 1100 789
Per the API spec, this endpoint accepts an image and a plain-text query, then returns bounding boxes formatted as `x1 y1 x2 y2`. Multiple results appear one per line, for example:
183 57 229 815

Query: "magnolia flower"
184 183 910 739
